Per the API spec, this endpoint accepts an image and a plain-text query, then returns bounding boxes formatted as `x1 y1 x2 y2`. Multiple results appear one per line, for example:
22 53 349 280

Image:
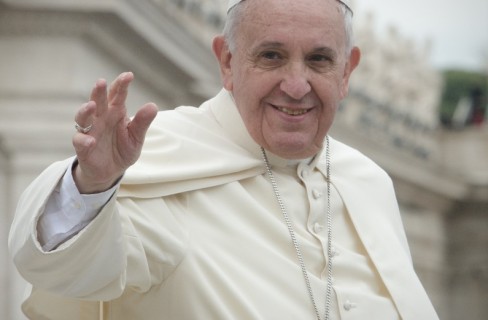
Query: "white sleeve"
37 161 119 251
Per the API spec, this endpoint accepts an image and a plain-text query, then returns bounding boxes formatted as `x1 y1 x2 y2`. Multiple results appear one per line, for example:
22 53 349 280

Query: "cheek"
237 96 264 131
318 110 335 135
233 93 269 146
315 89 340 129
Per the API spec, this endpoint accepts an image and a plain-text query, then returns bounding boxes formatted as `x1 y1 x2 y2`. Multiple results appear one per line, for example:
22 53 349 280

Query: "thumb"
128 103 158 143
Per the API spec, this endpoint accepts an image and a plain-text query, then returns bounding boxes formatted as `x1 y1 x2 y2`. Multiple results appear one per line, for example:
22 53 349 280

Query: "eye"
254 50 286 69
307 53 334 71
260 51 283 60
308 54 330 62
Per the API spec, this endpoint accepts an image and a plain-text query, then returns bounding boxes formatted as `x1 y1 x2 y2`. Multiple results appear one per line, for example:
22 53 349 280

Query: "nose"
279 63 312 100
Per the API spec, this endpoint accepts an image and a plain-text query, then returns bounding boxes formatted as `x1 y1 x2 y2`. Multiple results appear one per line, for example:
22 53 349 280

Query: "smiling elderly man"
9 0 438 319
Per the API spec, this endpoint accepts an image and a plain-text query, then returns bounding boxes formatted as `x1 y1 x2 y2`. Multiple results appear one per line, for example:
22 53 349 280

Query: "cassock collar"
120 89 326 197
210 89 325 170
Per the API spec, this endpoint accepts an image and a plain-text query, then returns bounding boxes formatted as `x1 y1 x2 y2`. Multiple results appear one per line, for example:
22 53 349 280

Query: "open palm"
72 72 158 193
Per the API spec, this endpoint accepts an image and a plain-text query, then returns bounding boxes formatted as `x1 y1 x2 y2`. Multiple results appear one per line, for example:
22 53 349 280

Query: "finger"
90 79 108 117
108 72 134 107
72 129 96 160
74 101 96 129
127 103 158 144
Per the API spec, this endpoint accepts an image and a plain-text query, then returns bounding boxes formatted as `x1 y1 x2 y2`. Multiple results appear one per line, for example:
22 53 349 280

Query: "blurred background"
1 0 487 319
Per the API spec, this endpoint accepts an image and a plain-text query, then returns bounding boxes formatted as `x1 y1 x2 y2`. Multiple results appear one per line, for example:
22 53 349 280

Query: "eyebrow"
253 42 338 58
252 41 284 52
312 47 338 59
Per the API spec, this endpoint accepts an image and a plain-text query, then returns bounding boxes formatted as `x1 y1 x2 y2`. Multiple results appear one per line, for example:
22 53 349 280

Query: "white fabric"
227 0 242 12
9 89 439 319
37 160 117 251
31 151 400 319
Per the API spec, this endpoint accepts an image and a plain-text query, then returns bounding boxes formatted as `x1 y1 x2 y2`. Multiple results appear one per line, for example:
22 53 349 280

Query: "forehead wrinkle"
243 0 344 22
245 2 343 34
252 41 284 51
236 0 348 57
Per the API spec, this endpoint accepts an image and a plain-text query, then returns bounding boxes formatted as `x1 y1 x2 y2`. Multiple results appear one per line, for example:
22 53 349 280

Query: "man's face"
215 0 360 159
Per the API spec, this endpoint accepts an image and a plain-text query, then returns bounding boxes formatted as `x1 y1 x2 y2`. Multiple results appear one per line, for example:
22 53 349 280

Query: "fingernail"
96 79 106 87
123 72 133 79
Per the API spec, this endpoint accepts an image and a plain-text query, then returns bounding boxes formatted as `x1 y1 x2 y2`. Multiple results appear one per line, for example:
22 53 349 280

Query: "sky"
353 0 488 72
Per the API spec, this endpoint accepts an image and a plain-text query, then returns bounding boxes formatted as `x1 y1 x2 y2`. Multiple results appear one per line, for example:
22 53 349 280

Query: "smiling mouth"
275 106 310 116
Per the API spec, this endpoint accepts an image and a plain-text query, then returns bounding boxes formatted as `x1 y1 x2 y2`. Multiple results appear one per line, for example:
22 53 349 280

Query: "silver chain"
261 136 332 320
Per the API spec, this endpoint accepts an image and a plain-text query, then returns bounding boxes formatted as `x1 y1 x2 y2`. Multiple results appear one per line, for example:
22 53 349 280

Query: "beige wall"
1 0 487 319
0 141 12 319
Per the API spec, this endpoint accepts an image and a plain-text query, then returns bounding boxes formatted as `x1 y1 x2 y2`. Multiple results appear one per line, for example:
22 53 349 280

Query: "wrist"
72 161 122 194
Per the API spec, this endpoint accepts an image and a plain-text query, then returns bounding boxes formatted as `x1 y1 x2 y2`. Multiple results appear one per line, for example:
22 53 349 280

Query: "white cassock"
9 89 439 320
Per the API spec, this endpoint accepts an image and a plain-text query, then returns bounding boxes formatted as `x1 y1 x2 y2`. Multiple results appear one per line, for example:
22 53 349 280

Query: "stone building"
1 1 487 319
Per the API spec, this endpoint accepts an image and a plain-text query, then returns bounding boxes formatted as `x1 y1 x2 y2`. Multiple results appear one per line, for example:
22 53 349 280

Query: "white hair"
223 1 354 56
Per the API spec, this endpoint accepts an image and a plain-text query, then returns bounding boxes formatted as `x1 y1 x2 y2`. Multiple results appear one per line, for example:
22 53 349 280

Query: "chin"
268 143 319 160
255 130 322 159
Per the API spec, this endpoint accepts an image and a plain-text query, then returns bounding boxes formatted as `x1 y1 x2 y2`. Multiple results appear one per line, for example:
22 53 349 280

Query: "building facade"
1 1 487 319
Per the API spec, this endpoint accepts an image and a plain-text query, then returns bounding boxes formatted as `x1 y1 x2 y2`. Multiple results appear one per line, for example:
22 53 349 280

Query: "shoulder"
150 105 212 132
327 137 391 183
141 103 221 150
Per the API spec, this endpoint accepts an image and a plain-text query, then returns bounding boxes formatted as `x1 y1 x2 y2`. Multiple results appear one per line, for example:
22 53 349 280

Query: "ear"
212 35 233 91
340 46 361 99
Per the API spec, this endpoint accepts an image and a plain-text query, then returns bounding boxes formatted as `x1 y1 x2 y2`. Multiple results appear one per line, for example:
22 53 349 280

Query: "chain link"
261 136 332 320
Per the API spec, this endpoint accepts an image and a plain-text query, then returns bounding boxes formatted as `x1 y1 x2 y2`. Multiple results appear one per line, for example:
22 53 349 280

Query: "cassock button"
343 300 357 311
301 168 310 179
312 189 323 199
313 222 323 233
331 247 340 257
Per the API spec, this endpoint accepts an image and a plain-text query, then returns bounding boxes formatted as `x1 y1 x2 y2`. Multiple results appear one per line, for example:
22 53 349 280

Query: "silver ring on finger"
75 122 93 134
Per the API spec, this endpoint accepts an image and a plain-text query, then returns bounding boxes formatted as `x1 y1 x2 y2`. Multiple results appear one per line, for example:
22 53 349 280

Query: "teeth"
277 107 308 116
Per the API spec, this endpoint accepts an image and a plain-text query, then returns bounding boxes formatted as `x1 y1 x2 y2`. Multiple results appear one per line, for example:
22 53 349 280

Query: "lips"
275 106 310 116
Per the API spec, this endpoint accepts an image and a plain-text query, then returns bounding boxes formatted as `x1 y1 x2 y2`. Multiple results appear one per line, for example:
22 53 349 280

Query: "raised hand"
72 72 158 194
